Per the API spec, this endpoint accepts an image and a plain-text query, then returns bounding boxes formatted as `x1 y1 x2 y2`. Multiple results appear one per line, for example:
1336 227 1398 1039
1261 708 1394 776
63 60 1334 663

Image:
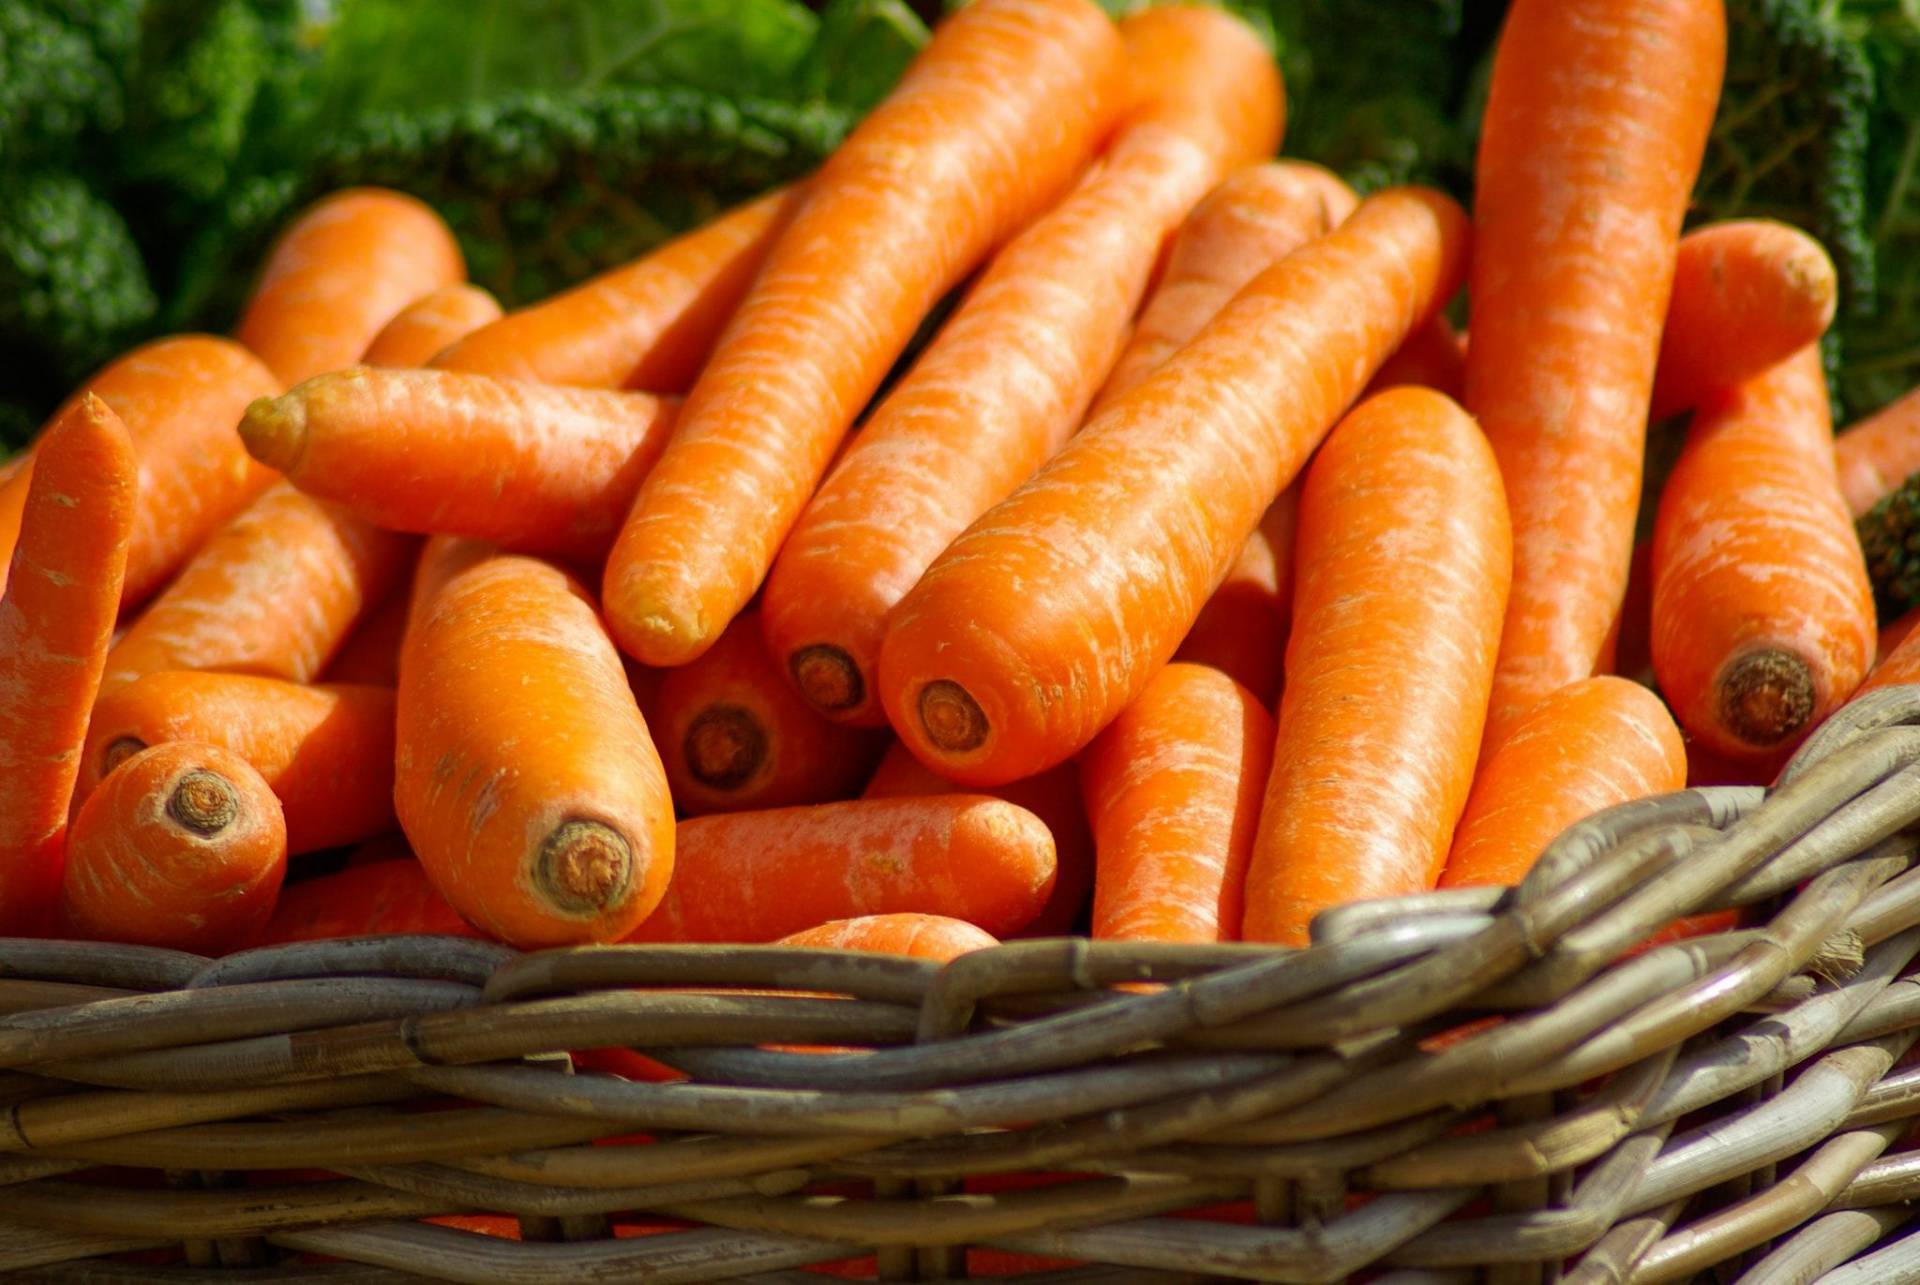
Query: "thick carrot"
1605 538 1658 686
626 795 1056 943
362 284 503 367
102 482 415 693
398 538 674 947
0 396 137 933
1173 489 1297 706
1651 347 1875 758
321 585 412 686
774 914 998 960
431 187 802 391
236 188 465 387
1438 677 1685 888
1836 387 1920 517
761 6 1281 725
1467 0 1724 751
1365 315 1466 401
603 0 1128 667
1080 662 1272 943
1243 387 1510 945
80 673 396 855
878 187 1470 786
59 742 286 954
255 858 480 944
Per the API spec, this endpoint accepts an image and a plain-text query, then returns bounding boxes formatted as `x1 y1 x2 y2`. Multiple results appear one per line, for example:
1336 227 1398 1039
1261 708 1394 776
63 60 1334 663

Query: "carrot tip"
919 680 988 754
238 395 307 473
790 644 864 714
534 819 634 916
684 704 767 790
167 770 240 837
1716 648 1817 747
103 737 147 777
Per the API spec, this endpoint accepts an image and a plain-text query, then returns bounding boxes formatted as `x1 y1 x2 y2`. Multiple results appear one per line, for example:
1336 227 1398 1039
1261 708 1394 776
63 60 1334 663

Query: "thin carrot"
1243 387 1510 945
626 795 1056 943
1651 347 1875 758
361 284 503 368
1438 676 1686 889
0 396 137 933
1080 662 1272 943
774 914 998 960
321 584 412 686
58 742 286 954
255 858 479 944
1466 0 1725 752
1365 315 1466 401
603 0 1128 667
879 187 1470 786
431 187 802 391
1173 489 1297 706
398 538 674 947
1836 386 1920 517
80 673 396 855
235 188 465 387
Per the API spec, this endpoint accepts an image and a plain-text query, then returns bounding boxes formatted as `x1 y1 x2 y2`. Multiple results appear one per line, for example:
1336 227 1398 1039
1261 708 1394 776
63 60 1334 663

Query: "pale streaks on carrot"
362 283 503 367
1365 314 1465 401
775 913 998 960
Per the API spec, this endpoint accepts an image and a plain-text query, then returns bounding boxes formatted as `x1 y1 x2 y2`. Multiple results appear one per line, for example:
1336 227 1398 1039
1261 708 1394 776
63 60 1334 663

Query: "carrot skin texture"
255 858 480 944
1243 387 1511 946
1467 0 1725 750
362 283 504 367
1836 387 1920 517
774 914 998 960
0 396 137 933
603 0 1128 667
1365 315 1466 401
879 187 1471 786
1174 489 1297 706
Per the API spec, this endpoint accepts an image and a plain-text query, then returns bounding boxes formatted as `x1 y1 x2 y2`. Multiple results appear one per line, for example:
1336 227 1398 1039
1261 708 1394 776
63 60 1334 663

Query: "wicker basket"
8 686 1920 1284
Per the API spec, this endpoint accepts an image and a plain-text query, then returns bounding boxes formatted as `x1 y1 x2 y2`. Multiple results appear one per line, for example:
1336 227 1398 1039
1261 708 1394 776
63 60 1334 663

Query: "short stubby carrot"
879 187 1470 786
59 742 287 955
255 858 480 944
603 0 1128 667
761 4 1282 725
1651 347 1875 759
1081 662 1273 944
0 396 137 933
1439 677 1685 889
1173 490 1297 706
775 913 999 960
1836 386 1920 517
1243 388 1511 946
1467 0 1724 752
81 673 397 856
361 283 503 367
626 795 1056 943
241 368 680 564
236 188 465 387
398 538 675 947
431 187 802 391
1365 315 1466 401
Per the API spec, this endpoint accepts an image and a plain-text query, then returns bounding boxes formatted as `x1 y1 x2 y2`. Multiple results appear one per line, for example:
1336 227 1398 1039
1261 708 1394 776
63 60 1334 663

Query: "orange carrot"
603 0 1128 667
878 187 1470 786
361 284 503 367
1173 489 1297 706
255 858 480 944
775 914 998 960
321 584 412 686
1604 538 1657 686
398 538 674 947
1080 662 1272 943
1836 387 1920 517
80 673 396 855
1439 677 1685 888
761 6 1282 725
1466 0 1725 752
1651 347 1875 759
1881 605 1920 665
0 396 137 933
1365 315 1466 401
431 187 802 391
236 188 465 387
59 742 286 954
1243 387 1510 945
626 795 1056 943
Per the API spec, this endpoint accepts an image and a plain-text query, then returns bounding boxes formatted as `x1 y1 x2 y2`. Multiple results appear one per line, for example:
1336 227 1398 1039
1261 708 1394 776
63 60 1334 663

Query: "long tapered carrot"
761 7 1281 725
878 187 1470 786
603 0 1127 668
59 742 287 954
236 188 465 387
1836 387 1920 517
775 914 998 959
1174 489 1297 706
1467 0 1724 752
1651 347 1874 759
0 396 137 933
255 857 480 944
1080 662 1272 944
398 538 674 947
81 673 396 855
362 284 503 368
1439 677 1685 889
1243 388 1510 945
1365 315 1466 401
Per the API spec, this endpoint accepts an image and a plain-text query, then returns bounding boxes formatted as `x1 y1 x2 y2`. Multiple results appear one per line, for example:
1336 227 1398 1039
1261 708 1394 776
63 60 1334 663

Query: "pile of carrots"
3 0 1912 964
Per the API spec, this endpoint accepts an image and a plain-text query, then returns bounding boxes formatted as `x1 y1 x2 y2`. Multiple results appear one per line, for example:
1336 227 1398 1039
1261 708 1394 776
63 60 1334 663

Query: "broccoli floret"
0 0 141 166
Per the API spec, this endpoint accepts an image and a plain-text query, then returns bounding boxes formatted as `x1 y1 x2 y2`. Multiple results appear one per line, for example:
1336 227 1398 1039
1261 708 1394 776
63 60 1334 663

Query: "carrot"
1438 677 1686 889
1173 489 1297 706
398 538 674 947
650 609 886 816
361 283 503 367
761 6 1282 725
1604 538 1658 686
1080 662 1272 943
1652 347 1874 759
626 795 1056 943
1243 387 1510 945
102 482 415 693
1650 220 1837 421
1881 605 1920 665
80 673 396 856
1365 315 1466 401
255 858 480 944
240 368 680 564
602 0 1128 667
431 187 802 391
235 188 465 387
321 584 412 686
774 914 998 960
1466 0 1725 752
878 187 1470 786
1836 387 1920 517
0 396 137 933
58 742 286 954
